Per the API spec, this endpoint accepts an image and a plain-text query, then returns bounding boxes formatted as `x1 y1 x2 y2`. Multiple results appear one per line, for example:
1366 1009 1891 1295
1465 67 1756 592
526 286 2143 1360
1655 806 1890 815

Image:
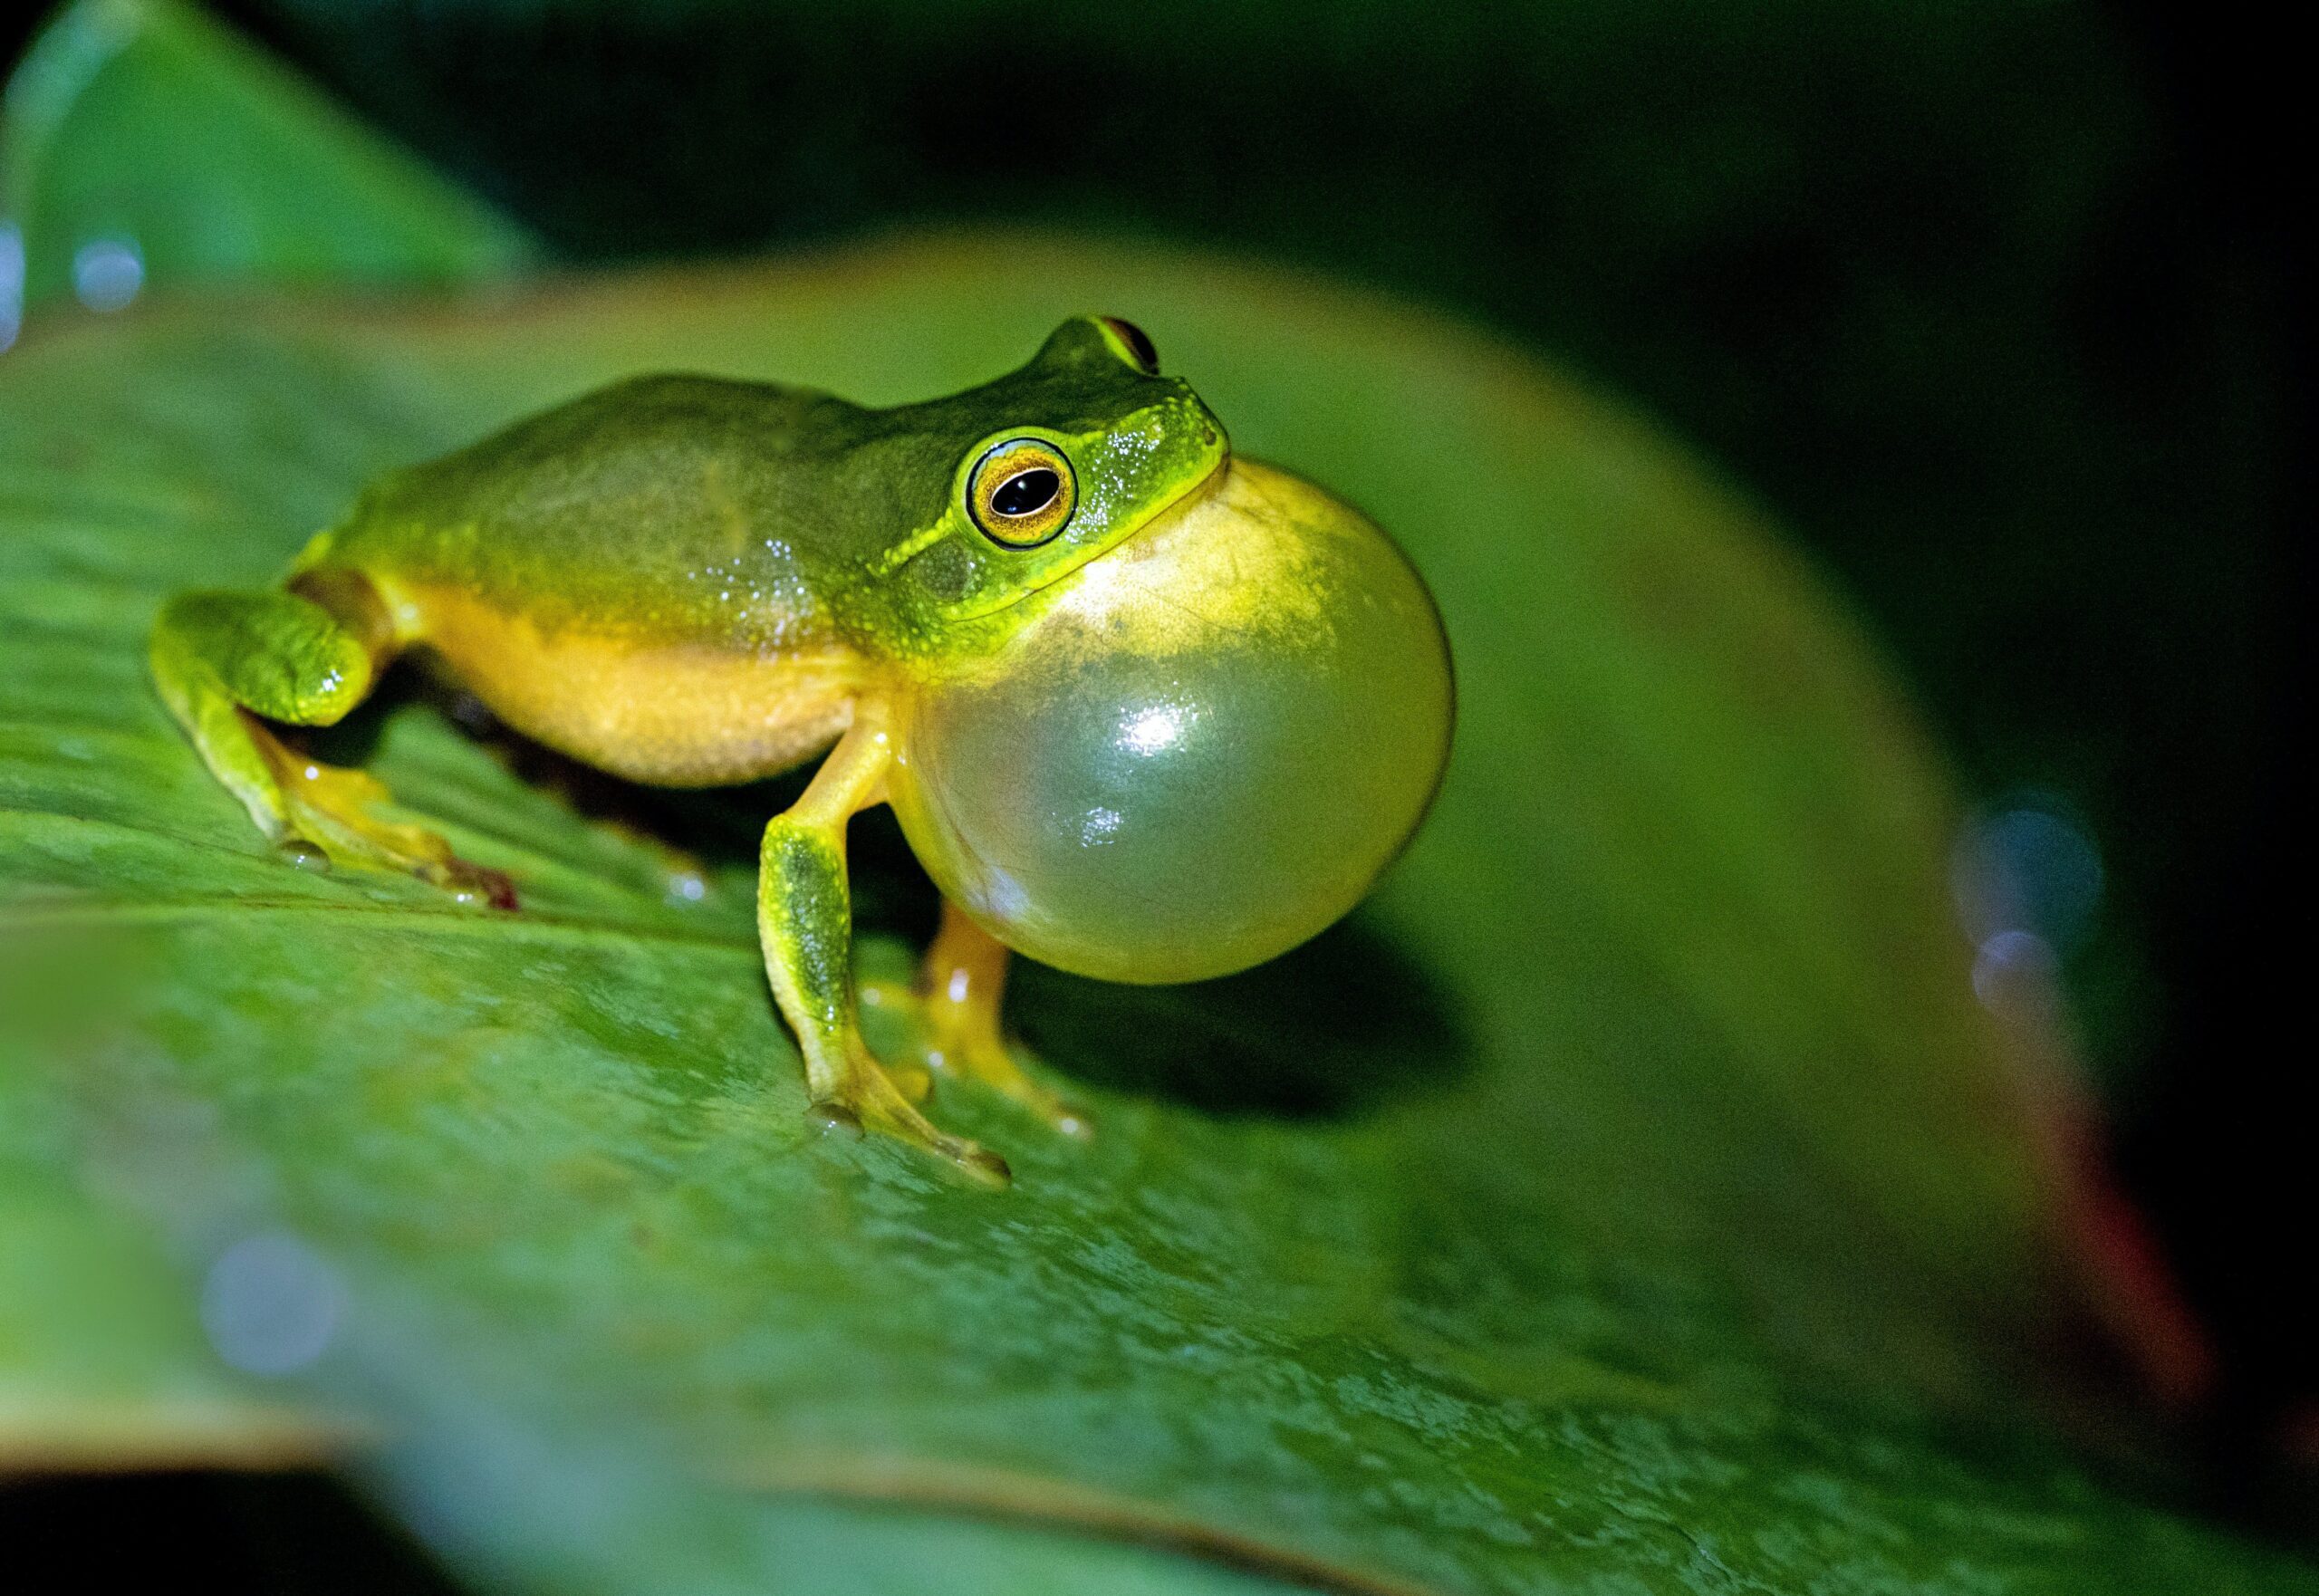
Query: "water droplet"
72 236 144 312
1972 928 2058 1011
1952 800 2104 952
274 836 332 873
0 220 24 354
199 1232 344 1377
808 1101 863 1137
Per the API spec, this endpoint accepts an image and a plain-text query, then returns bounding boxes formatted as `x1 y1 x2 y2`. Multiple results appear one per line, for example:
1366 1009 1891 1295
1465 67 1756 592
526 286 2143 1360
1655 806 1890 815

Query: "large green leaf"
3 237 2305 1592
0 968 329 1473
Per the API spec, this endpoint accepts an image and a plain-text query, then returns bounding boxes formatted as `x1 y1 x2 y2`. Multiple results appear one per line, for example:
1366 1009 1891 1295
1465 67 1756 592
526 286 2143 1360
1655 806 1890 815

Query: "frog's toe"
431 856 521 912
968 1054 1089 1140
931 1031 1091 1140
293 811 517 910
886 1057 934 1104
808 1073 1011 1189
854 980 935 1102
859 977 1087 1137
268 750 515 909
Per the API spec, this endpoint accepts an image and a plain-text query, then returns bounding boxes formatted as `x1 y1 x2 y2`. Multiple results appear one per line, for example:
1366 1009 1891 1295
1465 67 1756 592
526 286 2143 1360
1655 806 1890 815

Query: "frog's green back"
327 374 884 654
317 318 1222 664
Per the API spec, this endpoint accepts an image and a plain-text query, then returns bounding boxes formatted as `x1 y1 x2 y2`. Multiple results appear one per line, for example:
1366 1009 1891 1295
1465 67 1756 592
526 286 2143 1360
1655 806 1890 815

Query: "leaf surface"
1 240 2306 1592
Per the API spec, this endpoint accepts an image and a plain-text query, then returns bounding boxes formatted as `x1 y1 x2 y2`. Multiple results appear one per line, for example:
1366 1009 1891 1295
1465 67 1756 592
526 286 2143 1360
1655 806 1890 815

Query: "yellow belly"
399 584 864 788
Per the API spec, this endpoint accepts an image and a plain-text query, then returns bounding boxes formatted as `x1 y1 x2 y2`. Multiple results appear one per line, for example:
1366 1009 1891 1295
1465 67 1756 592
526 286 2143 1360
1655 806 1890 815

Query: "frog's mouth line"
945 451 1233 626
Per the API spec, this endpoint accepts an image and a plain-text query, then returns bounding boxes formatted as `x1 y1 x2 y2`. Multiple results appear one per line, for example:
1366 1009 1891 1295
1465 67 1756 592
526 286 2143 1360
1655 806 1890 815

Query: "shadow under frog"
315 677 1465 1127
318 690 1468 1125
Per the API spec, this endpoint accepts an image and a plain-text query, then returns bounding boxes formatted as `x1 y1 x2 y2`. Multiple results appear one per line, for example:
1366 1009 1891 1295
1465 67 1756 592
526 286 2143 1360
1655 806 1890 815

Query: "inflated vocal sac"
888 458 1455 985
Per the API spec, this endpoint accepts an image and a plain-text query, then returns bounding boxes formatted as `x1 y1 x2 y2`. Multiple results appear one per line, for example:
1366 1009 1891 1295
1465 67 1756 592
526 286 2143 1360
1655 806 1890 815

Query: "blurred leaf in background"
0 0 530 317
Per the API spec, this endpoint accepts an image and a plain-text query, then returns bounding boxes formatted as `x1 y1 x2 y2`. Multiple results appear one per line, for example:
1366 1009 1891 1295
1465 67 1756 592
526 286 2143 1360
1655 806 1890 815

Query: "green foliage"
1 4 2309 1591
1 0 532 311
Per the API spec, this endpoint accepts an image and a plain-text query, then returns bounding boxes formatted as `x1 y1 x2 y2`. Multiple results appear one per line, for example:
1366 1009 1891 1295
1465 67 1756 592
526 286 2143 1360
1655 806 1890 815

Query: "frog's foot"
929 1028 1090 1141
865 899 1092 1139
149 584 515 911
860 975 1088 1139
260 728 517 910
807 1040 1012 1188
862 1030 936 1106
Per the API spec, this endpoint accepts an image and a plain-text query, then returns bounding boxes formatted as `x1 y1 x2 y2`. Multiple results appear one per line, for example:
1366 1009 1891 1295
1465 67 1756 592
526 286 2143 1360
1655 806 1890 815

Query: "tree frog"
149 318 1455 1184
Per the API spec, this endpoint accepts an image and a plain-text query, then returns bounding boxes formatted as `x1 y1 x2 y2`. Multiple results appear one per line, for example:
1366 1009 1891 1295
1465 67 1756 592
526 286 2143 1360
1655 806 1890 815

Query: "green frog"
149 317 1455 1184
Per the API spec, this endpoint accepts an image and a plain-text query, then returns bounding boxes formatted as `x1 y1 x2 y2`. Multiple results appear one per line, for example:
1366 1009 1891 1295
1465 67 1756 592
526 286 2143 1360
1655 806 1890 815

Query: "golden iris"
968 439 1076 548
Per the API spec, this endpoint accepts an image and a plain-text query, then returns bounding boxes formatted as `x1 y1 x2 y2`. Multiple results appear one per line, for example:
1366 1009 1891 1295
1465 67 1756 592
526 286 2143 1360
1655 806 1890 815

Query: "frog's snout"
1131 390 1231 504
886 458 1454 985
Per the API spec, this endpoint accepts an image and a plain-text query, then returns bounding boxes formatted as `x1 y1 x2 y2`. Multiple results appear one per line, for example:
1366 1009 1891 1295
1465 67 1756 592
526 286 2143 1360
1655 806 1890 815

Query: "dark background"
2 0 2304 1576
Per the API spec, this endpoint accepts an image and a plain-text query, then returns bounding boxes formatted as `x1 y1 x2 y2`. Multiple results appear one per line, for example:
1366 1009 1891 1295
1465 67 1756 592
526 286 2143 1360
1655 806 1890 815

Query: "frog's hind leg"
149 572 515 908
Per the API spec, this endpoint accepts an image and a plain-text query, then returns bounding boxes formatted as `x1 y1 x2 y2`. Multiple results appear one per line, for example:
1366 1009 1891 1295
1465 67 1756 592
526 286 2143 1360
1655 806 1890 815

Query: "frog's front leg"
149 572 515 908
757 702 1012 1187
863 901 1090 1139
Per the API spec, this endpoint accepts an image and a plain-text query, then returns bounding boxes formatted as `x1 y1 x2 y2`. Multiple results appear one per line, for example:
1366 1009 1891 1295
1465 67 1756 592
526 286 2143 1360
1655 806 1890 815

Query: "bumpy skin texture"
148 317 1454 1182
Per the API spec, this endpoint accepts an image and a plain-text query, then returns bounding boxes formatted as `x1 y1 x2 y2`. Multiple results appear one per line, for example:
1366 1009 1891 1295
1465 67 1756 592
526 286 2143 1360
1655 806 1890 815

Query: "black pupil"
993 466 1061 517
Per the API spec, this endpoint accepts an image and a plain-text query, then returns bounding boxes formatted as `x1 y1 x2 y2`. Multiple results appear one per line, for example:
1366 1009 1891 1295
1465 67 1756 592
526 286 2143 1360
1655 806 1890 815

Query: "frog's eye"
1097 316 1160 374
967 438 1077 548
